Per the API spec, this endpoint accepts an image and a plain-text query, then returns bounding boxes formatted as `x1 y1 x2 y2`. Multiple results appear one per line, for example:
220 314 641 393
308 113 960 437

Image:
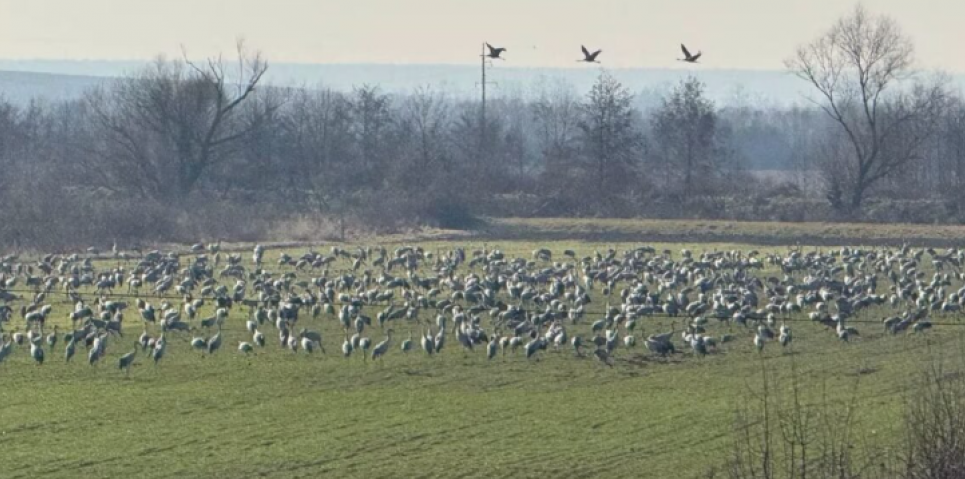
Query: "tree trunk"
849 182 866 210
339 212 346 242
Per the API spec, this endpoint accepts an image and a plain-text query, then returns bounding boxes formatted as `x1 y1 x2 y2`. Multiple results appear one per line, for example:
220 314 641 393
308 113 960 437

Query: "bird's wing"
590 50 602 60
486 43 495 54
691 52 701 61
681 44 692 58
582 45 590 57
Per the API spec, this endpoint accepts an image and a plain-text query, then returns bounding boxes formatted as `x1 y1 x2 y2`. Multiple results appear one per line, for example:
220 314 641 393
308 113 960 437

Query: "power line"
1 286 962 328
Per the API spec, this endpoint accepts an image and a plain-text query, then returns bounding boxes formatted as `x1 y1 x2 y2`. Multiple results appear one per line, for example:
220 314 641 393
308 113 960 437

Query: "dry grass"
478 217 965 247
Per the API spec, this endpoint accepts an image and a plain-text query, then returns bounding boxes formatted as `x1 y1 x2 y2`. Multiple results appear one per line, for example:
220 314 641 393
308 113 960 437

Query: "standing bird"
434 328 446 354
341 336 353 358
594 347 614 367
421 329 435 356
758 325 775 340
484 43 506 60
371 329 394 362
65 338 76 362
679 44 701 63
238 342 254 355
207 327 223 355
118 347 137 377
299 329 324 353
691 335 708 356
579 45 602 63
837 320 859 342
524 338 543 360
508 336 522 354
779 324 792 347
139 303 156 323
0 337 12 364
487 335 499 360
46 326 59 349
456 326 474 354
401 331 413 353
355 316 365 335
30 339 44 365
359 337 372 360
190 336 208 356
754 331 765 353
152 335 166 366
571 336 584 356
88 341 101 365
301 337 317 354
138 327 152 351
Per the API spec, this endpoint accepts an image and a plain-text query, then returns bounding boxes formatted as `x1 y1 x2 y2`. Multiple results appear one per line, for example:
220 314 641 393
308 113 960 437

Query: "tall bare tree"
786 4 946 210
402 85 450 173
649 76 729 197
88 42 271 201
532 77 580 175
274 87 355 235
349 84 392 185
939 99 965 193
578 71 643 197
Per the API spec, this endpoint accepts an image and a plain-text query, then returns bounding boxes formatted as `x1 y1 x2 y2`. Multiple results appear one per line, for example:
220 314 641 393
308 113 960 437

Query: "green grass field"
0 238 958 478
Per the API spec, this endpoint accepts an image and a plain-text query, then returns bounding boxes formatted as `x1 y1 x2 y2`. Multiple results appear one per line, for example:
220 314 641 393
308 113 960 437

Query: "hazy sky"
0 0 962 71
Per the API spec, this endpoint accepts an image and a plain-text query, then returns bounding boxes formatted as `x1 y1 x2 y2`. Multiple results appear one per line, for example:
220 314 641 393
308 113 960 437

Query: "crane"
679 44 701 63
484 43 506 60
579 45 602 63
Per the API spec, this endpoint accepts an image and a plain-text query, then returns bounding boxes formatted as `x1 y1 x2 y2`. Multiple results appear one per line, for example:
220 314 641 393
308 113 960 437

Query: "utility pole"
477 42 498 163
481 42 486 148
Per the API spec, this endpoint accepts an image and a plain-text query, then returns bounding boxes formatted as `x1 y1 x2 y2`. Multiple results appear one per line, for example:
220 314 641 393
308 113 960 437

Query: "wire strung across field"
2 287 963 328
3 275 962 419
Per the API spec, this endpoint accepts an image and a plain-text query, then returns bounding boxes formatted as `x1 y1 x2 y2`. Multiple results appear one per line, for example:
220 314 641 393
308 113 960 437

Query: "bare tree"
934 98 965 197
649 76 730 198
532 77 580 171
274 87 355 236
531 78 581 210
578 71 644 200
402 85 451 173
786 4 946 210
490 88 534 189
88 41 271 201
349 84 392 185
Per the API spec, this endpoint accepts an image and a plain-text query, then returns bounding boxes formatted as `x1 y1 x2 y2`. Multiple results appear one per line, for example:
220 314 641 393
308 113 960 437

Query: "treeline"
0 7 963 249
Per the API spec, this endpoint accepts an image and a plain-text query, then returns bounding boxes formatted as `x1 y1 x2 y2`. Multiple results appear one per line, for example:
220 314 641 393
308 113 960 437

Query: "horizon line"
2 58 961 76
0 58 791 72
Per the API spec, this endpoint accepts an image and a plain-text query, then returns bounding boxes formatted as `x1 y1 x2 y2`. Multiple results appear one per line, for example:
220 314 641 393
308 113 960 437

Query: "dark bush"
422 197 482 230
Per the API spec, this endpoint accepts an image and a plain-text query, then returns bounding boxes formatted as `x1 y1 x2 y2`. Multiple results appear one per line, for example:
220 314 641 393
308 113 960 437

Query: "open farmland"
0 236 961 478
4 0 965 477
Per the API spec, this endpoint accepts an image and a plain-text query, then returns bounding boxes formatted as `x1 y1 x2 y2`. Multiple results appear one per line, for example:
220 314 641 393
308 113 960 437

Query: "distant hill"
0 60 960 107
0 59 814 106
0 70 106 104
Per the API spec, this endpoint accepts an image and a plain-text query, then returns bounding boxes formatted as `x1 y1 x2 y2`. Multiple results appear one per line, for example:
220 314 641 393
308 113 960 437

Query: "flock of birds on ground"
0 240 957 377
482 42 703 64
